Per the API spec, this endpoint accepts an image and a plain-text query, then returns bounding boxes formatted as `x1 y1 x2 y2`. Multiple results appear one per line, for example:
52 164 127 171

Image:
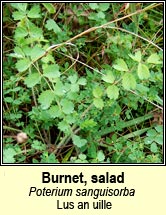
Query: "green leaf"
93 86 103 98
42 3 56 14
70 83 79 92
150 142 158 153
147 129 157 137
77 77 87 85
88 13 99 21
22 46 31 56
41 54 55 64
128 153 136 161
9 53 23 59
12 11 26 20
144 137 153 145
48 105 62 118
98 3 110 11
15 58 31 72
28 5 41 18
87 143 97 159
9 47 25 58
14 47 25 57
65 115 76 124
102 70 115 83
38 90 54 110
31 140 46 151
45 19 62 33
106 85 119 100
137 63 150 79
28 22 43 40
4 97 13 103
43 64 60 79
93 98 104 109
58 120 70 133
11 3 27 12
81 119 97 129
155 125 163 133
66 92 77 100
14 27 28 39
97 150 105 162
3 148 17 163
129 50 142 62
97 11 105 19
154 95 163 106
61 99 74 114
24 72 41 88
122 73 136 90
68 74 78 84
136 84 149 94
79 154 87 160
72 135 87 148
154 135 163 145
41 152 59 163
147 53 162 64
30 45 45 61
54 79 66 96
89 3 99 10
113 59 129 71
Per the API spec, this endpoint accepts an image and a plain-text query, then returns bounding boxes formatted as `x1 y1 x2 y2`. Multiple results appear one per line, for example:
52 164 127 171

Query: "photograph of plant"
3 3 163 164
